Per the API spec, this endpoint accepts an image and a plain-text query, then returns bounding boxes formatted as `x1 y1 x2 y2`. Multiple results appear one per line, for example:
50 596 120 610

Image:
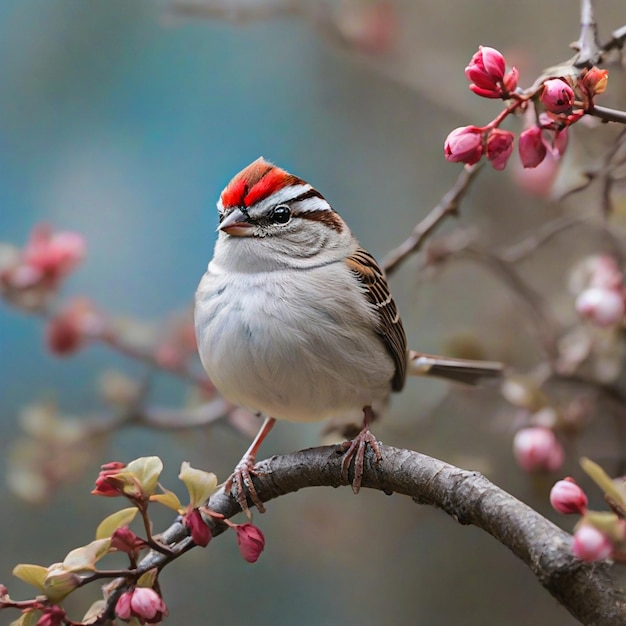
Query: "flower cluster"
1 457 266 625
444 46 609 171
0 225 85 309
551 459 626 563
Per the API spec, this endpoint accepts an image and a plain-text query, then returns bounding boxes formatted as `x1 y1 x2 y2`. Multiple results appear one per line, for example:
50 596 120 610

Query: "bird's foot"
224 456 266 517
339 423 382 494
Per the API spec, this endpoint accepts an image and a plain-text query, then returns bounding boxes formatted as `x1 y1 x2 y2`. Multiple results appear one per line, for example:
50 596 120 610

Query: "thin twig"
382 163 483 277
587 105 626 125
574 0 601 67
501 214 589 263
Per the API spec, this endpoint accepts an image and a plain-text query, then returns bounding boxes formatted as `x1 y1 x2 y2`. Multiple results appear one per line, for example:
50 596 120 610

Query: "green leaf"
82 600 106 625
12 564 47 591
137 568 158 588
11 611 41 626
150 487 183 513
125 456 163 497
63 538 112 572
581 457 626 507
96 507 138 540
179 462 218 508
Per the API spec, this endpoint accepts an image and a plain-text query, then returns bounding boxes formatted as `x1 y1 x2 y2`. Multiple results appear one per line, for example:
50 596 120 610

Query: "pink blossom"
486 129 514 170
513 427 564 473
518 126 547 168
0 225 86 302
465 46 517 98
36 606 66 626
184 509 212 547
115 587 168 624
575 287 625 327
45 298 104 356
572 525 613 562
235 522 265 563
22 225 85 285
540 78 575 114
550 478 588 515
444 126 484 165
92 461 126 497
111 526 146 556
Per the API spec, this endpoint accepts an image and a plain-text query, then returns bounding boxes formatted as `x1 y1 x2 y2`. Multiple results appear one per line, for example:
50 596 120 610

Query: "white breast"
194 261 395 423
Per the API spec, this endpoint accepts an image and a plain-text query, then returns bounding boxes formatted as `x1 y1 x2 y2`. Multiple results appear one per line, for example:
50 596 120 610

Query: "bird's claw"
339 426 382 494
225 458 266 517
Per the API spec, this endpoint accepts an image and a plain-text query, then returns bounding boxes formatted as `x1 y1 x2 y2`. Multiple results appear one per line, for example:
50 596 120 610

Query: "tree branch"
124 446 626 626
382 163 483 277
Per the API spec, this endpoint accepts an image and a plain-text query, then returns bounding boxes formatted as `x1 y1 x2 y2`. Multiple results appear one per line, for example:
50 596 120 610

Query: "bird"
194 157 502 513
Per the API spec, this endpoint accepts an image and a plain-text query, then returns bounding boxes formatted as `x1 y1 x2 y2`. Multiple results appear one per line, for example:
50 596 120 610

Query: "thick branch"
133 446 625 625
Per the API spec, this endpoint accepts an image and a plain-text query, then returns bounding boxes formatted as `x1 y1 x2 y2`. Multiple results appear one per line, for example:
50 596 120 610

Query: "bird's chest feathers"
196 264 390 421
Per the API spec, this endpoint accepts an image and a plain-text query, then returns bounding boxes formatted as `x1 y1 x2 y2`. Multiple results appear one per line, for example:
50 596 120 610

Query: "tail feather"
407 350 503 386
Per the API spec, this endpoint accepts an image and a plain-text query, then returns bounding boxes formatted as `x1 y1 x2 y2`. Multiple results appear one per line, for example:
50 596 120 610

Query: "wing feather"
345 247 407 391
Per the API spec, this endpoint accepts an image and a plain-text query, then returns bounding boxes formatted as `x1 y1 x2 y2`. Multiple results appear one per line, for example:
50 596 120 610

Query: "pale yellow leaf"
581 457 626 507
12 564 47 591
125 456 163 497
95 507 138 540
179 462 218 508
63 538 112 572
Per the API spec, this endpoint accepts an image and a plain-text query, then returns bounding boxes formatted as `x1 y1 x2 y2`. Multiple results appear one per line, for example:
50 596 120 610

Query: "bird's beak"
218 208 253 237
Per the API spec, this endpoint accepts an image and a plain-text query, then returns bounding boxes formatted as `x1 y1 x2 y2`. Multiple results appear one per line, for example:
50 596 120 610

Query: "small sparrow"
195 158 501 512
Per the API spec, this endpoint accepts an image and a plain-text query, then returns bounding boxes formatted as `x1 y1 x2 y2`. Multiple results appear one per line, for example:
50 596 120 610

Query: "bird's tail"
408 350 503 386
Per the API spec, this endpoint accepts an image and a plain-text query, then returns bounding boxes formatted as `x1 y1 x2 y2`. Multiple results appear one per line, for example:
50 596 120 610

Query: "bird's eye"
270 205 291 224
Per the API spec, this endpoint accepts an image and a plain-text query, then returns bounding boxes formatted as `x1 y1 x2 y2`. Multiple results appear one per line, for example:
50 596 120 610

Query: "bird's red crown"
220 157 304 209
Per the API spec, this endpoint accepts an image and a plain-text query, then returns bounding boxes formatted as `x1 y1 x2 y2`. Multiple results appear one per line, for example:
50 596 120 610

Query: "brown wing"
345 247 407 391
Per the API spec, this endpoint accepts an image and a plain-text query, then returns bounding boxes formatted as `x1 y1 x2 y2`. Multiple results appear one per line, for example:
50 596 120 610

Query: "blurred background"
1 1 626 624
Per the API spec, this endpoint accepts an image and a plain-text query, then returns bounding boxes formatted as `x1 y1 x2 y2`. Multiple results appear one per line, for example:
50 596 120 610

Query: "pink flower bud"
513 427 564 473
46 314 83 355
184 509 212 548
111 526 146 555
540 78 575 114
115 587 168 624
550 478 588 514
0 583 8 598
45 298 104 356
503 66 519 94
444 126 484 165
575 287 625 327
92 461 126 497
486 129 514 170
22 225 86 286
518 126 547 168
572 525 613 562
235 522 265 563
465 46 506 98
36 606 66 626
581 67 608 97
